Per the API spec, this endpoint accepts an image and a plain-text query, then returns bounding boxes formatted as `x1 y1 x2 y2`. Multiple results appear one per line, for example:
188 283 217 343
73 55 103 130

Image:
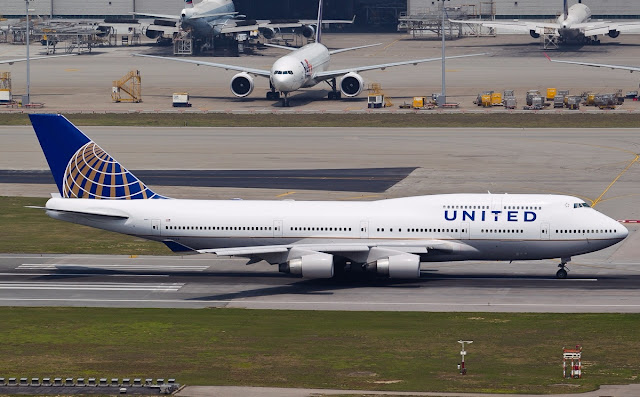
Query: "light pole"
439 0 446 106
25 0 31 105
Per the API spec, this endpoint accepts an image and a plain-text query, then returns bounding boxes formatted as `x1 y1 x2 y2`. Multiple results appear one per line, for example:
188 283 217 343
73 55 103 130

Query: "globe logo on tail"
63 142 159 199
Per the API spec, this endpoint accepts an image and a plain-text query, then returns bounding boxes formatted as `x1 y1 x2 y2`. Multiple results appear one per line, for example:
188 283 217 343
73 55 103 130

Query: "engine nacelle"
340 72 364 97
608 29 620 38
279 252 334 278
230 72 254 97
145 28 162 40
369 253 420 279
301 24 315 39
260 27 277 39
529 30 540 39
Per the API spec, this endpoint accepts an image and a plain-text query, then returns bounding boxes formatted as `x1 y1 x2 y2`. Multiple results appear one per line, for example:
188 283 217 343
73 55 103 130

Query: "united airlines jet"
29 115 628 279
134 0 485 106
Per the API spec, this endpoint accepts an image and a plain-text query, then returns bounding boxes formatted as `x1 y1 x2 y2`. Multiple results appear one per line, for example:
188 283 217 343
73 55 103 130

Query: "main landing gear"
556 257 571 279
326 78 341 100
266 91 280 100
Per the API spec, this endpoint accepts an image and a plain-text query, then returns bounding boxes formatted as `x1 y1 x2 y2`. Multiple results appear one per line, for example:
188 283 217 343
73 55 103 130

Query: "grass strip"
1 112 640 128
0 196 168 255
0 308 638 394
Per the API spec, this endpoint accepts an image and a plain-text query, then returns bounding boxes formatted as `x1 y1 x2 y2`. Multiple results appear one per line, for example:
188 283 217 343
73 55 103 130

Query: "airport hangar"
1 0 639 29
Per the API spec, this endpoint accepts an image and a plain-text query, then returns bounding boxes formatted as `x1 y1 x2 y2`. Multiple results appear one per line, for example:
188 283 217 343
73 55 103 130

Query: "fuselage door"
540 222 550 240
273 220 283 238
151 219 161 236
360 221 369 239
460 222 470 240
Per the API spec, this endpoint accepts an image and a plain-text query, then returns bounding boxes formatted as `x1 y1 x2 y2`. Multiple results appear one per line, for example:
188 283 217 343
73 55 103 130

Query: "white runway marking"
0 282 184 292
18 263 209 271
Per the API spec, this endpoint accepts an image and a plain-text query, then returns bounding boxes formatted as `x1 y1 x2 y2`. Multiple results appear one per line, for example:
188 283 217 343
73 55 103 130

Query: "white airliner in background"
29 114 628 280
134 0 485 106
136 0 353 46
451 0 640 44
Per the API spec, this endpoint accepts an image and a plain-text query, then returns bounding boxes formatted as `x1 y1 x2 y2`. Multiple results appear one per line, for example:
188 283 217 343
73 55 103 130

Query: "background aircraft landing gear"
326 78 341 100
281 93 290 107
556 258 571 279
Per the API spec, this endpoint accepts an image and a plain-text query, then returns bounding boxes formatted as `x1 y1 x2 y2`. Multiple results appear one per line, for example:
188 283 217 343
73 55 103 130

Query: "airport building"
1 1 638 25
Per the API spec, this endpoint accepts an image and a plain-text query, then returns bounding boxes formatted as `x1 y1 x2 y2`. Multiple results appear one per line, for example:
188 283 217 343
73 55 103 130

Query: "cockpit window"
288 71 293 74
573 202 590 208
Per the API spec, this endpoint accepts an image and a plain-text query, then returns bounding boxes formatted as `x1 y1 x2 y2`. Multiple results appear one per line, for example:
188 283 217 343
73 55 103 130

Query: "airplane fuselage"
180 0 235 37
556 4 592 39
45 193 627 264
270 43 331 93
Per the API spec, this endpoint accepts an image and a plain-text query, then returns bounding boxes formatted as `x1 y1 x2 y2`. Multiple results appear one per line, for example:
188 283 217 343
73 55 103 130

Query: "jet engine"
230 72 254 97
145 28 162 40
340 72 364 97
260 27 277 39
529 30 540 39
367 253 420 279
301 24 316 39
279 252 334 278
608 30 620 38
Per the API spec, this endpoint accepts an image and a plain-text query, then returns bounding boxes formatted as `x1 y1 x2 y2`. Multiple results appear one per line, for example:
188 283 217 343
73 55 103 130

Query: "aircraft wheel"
556 268 568 279
328 92 335 100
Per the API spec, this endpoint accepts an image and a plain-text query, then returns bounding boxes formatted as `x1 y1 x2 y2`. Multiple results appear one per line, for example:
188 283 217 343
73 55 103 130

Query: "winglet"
315 0 323 43
29 114 165 200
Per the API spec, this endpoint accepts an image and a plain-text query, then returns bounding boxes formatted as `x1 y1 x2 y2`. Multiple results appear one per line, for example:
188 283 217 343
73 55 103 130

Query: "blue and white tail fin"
315 0 323 43
29 114 165 200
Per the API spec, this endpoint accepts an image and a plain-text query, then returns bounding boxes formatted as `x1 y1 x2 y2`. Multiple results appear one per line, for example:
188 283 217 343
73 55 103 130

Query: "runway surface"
0 222 637 312
0 168 414 192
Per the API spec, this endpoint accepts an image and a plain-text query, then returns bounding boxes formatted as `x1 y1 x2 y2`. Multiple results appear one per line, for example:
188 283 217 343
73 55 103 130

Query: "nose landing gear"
556 257 571 279
280 92 290 107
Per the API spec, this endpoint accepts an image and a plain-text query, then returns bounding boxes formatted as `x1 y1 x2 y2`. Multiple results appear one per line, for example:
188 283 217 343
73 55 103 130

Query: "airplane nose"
272 74 299 92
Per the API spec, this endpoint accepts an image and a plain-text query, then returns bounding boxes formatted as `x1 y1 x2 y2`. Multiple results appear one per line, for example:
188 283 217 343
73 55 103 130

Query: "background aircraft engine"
529 30 540 39
370 253 420 279
301 25 316 38
608 30 620 38
279 252 334 278
145 29 162 40
230 72 254 97
340 72 364 97
260 27 277 39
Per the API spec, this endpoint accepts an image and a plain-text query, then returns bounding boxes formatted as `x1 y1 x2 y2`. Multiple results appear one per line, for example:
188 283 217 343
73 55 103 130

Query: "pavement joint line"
592 154 639 207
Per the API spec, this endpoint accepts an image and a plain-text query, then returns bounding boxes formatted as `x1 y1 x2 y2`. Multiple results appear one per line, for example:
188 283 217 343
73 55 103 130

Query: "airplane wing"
579 21 640 37
130 12 180 21
0 54 76 65
449 19 559 35
314 53 487 80
192 11 239 20
132 53 271 77
547 57 640 73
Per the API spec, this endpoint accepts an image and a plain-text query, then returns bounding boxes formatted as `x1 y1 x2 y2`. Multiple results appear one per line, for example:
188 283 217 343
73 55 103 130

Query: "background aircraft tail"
185 0 193 8
315 0 323 43
563 0 568 19
29 114 164 200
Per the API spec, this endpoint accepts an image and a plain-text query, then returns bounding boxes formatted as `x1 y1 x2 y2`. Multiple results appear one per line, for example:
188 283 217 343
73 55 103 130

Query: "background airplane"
134 0 485 106
29 114 628 280
451 0 640 44
136 0 353 49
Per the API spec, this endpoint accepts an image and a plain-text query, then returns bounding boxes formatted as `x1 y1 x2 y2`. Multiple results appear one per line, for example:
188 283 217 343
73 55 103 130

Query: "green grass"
0 196 169 255
2 112 640 128
0 308 638 394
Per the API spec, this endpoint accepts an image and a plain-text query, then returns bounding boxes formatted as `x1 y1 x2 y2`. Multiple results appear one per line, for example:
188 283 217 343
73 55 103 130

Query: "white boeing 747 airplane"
451 0 640 44
29 114 628 279
134 0 485 106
